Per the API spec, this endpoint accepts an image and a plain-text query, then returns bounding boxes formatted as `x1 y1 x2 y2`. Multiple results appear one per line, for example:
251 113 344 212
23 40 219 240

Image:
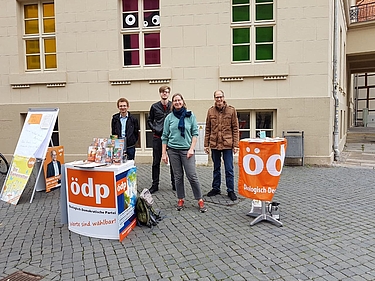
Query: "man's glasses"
162 90 170 93
215 96 224 99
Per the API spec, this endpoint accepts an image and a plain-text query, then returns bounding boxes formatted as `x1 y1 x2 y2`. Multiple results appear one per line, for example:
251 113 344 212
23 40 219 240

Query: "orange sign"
28 114 42 124
66 168 116 208
238 138 287 201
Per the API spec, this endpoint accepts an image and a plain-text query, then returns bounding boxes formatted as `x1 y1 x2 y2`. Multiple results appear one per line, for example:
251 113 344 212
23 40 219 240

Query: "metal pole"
333 0 340 161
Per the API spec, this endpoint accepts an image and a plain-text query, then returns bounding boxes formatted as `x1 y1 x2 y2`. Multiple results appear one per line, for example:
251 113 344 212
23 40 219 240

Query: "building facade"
0 0 355 164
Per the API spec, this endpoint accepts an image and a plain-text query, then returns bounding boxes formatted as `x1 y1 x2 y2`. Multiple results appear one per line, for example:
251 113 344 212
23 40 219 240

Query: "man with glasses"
148 85 175 194
204 90 239 201
46 149 61 179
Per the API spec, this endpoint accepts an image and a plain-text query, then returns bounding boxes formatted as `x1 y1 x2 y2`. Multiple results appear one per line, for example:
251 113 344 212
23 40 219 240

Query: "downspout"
354 74 358 126
333 0 340 161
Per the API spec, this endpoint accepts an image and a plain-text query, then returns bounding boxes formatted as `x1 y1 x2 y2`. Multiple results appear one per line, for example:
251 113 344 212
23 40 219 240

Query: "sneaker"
198 199 207 213
207 189 221 197
176 199 184 211
228 191 238 201
149 186 159 194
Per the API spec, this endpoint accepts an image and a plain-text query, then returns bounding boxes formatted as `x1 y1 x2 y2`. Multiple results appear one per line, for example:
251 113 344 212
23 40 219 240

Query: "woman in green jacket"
161 93 207 213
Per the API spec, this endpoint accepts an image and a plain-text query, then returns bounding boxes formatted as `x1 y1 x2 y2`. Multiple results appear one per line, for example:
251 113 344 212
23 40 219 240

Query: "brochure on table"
65 160 137 241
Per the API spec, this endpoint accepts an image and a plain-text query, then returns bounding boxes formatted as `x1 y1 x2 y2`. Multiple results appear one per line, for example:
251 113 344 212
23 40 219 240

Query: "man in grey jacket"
148 85 175 194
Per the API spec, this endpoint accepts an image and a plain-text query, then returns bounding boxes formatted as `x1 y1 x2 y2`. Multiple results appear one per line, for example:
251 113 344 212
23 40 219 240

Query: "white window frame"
231 0 275 63
22 1 56 72
238 110 275 139
132 112 153 152
121 0 161 68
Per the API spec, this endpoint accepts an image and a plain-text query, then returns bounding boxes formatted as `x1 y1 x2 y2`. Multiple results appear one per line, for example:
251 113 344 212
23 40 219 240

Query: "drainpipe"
354 74 358 126
333 0 340 161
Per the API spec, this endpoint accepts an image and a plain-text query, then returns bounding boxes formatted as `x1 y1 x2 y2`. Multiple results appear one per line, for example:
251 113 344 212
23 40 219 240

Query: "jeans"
211 149 234 193
167 147 202 200
152 137 175 189
126 146 135 160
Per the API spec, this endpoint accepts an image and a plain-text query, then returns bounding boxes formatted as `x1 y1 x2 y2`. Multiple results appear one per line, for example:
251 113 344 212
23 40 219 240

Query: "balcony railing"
350 2 375 23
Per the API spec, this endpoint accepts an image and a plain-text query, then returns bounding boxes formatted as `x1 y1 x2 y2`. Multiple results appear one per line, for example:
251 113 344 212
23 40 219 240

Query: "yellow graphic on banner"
0 155 35 205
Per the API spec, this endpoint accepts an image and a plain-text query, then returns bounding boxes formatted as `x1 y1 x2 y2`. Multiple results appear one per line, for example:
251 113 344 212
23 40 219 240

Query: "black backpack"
136 189 161 227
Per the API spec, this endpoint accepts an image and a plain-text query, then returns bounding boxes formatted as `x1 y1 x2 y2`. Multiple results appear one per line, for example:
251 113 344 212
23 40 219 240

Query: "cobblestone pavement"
1 161 375 281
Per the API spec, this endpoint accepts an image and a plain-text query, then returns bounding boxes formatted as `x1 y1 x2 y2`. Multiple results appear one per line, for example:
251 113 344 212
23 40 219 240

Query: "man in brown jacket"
204 90 239 201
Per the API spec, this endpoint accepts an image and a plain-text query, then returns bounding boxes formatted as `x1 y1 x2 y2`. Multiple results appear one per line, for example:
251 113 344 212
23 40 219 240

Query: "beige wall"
0 0 352 165
0 96 334 165
347 25 375 55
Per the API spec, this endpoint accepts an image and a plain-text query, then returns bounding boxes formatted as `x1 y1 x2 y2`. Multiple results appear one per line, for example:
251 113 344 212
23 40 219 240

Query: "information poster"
44 146 65 192
117 167 137 241
0 155 36 205
14 110 58 159
1 108 59 205
238 138 287 201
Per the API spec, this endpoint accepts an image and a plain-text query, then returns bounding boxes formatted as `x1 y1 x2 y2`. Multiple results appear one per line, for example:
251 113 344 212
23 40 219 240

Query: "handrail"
350 2 375 23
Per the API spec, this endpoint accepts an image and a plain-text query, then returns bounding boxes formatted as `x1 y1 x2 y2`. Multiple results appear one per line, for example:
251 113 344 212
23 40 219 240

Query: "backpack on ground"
136 189 161 228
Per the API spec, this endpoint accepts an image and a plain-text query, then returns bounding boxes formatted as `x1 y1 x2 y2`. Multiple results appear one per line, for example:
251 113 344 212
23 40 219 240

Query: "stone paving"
1 158 375 280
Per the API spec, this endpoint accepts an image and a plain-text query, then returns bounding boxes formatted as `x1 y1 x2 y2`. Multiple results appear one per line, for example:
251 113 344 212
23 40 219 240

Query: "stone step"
335 142 375 168
346 133 375 143
346 128 375 143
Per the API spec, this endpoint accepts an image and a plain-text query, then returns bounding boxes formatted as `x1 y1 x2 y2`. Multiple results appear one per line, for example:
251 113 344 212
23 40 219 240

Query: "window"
145 113 153 148
50 117 60 146
132 113 141 148
132 113 153 150
121 0 160 67
23 2 56 71
232 0 274 62
238 110 275 139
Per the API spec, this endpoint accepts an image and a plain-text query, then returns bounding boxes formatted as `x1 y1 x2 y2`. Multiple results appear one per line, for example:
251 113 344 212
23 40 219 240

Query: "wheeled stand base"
247 201 283 227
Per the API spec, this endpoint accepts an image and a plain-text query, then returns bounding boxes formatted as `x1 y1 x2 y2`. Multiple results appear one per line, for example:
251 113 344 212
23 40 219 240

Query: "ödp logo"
242 144 286 176
70 177 109 204
116 180 127 194
67 169 115 208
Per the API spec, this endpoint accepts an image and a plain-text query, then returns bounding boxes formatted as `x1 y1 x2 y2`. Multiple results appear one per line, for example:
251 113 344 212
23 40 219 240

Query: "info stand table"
238 138 287 227
64 160 137 241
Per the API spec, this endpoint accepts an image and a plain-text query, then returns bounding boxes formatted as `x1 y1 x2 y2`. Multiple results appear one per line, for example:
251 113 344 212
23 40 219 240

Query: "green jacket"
162 111 198 150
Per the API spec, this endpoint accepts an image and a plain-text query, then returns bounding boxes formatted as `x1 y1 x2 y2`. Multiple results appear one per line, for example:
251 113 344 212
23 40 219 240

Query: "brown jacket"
204 102 239 150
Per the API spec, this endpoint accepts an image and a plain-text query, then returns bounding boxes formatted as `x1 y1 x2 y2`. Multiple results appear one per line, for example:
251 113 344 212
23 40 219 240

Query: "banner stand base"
247 202 262 217
247 211 260 218
249 201 283 227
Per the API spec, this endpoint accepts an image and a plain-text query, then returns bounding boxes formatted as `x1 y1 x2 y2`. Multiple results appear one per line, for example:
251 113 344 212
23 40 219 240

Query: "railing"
350 2 375 23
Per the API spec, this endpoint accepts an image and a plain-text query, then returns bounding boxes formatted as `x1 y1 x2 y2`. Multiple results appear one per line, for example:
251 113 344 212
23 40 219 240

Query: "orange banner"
238 138 287 201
